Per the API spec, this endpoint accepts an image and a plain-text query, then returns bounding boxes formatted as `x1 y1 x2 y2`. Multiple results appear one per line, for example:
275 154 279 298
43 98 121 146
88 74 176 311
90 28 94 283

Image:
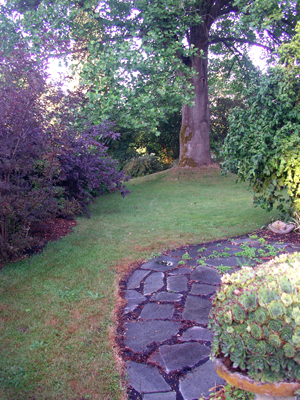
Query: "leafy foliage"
1 0 298 150
137 111 181 164
107 111 181 169
0 46 55 258
56 120 129 213
223 25 300 216
208 56 258 161
199 383 254 400
123 154 166 178
210 97 243 160
210 252 300 383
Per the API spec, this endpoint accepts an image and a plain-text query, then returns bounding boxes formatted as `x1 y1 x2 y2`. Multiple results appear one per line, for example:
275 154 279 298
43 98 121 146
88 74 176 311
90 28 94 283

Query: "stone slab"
149 351 165 369
271 243 289 249
226 266 241 275
199 246 241 258
289 244 300 250
285 246 300 253
205 256 243 268
124 320 180 353
203 244 231 252
126 361 171 393
143 272 164 295
233 256 256 267
143 392 176 400
139 303 174 320
185 259 200 268
179 360 225 400
141 256 179 272
169 267 192 275
180 327 212 342
167 249 187 257
167 275 188 292
190 283 216 296
247 243 268 250
231 238 261 245
199 245 241 259
188 244 228 259
150 292 182 302
124 290 146 313
183 245 202 258
190 266 221 284
127 270 150 289
182 295 212 324
159 342 210 373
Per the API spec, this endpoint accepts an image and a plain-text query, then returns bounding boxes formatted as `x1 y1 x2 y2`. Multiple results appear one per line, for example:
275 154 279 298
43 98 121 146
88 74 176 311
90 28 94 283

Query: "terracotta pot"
214 358 300 398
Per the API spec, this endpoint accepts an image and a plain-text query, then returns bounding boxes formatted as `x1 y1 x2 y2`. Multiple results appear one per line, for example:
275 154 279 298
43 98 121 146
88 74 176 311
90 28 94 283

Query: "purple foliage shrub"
58 125 130 213
0 47 129 261
0 47 52 258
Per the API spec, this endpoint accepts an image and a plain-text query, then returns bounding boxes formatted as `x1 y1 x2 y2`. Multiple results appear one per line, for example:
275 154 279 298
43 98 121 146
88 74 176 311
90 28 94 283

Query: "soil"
4 219 300 268
252 226 300 245
33 220 300 248
32 217 77 243
0 218 77 268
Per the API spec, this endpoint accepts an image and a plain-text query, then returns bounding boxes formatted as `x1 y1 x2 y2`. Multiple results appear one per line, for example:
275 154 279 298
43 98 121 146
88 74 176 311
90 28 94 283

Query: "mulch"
31 217 77 242
34 220 299 246
2 217 300 268
251 226 300 245
0 218 77 268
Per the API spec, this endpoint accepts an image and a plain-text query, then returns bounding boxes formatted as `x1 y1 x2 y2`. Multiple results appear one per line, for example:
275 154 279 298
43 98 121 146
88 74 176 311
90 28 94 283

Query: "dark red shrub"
0 47 129 261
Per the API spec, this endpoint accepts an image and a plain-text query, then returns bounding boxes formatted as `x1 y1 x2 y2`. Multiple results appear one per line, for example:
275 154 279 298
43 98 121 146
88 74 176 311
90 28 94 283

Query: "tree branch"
207 0 238 30
223 43 247 75
219 5 239 16
208 36 274 52
265 29 282 46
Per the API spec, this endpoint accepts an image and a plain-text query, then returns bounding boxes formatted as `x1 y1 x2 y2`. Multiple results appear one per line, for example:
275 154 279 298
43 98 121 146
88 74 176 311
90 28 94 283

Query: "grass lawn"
0 167 275 400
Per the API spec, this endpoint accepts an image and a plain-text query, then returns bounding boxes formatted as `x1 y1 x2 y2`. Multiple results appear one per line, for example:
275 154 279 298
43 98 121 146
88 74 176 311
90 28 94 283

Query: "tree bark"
179 47 212 167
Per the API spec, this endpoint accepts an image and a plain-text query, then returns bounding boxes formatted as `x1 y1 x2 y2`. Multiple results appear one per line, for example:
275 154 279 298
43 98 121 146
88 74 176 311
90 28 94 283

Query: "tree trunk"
179 49 212 167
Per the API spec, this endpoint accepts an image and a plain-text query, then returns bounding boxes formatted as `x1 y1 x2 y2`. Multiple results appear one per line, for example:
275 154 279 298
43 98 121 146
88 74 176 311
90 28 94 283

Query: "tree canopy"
1 0 299 166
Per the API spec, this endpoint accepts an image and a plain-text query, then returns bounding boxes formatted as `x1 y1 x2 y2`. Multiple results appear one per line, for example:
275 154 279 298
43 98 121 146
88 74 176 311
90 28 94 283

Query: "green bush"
123 154 166 177
222 26 300 217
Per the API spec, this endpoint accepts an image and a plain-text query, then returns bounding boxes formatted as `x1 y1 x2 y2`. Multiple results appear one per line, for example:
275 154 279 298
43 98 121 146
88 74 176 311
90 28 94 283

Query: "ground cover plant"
210 252 300 381
0 167 277 400
199 383 254 400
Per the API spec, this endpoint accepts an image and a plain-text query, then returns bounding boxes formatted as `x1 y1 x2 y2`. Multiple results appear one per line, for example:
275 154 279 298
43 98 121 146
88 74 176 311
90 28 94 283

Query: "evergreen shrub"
123 154 166 177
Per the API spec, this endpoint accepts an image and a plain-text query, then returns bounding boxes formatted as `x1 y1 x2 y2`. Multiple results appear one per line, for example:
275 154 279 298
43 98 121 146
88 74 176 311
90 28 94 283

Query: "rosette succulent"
209 252 300 383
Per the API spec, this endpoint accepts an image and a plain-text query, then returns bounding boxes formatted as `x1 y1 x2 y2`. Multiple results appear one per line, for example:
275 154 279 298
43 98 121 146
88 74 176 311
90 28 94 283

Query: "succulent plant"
209 252 300 383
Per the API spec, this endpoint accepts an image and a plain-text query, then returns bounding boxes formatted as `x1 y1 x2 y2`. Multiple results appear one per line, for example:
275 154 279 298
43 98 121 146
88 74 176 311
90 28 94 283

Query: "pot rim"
214 357 300 396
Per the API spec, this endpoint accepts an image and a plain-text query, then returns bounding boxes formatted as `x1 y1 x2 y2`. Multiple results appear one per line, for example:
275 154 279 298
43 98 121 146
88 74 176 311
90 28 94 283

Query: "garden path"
118 234 300 400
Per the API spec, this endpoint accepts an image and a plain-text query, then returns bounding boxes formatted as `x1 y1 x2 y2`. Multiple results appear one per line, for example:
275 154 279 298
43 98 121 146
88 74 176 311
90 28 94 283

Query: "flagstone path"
118 236 300 400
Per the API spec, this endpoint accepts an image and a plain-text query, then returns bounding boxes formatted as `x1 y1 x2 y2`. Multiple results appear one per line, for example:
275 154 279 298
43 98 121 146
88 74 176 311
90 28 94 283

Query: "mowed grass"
0 167 275 400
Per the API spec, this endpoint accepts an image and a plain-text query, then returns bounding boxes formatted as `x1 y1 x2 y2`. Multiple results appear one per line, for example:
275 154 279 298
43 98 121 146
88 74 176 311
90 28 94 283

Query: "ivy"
223 24 300 216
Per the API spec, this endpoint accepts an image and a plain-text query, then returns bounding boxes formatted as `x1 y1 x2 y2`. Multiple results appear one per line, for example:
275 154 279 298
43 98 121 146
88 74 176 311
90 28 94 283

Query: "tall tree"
129 0 298 167
1 0 298 167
